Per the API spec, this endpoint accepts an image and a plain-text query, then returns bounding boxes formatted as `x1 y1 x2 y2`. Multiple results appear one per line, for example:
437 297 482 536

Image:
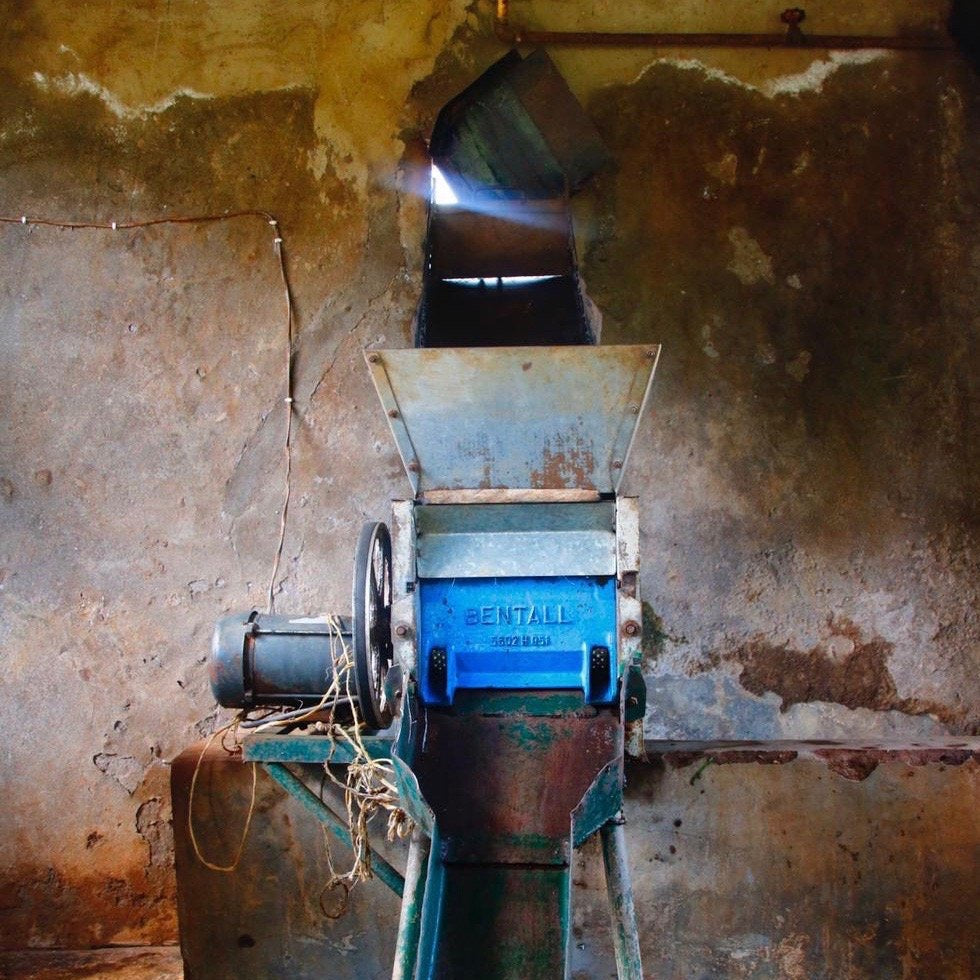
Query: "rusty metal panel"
365 345 659 495
171 744 406 979
427 203 574 279
411 692 622 865
434 865 571 979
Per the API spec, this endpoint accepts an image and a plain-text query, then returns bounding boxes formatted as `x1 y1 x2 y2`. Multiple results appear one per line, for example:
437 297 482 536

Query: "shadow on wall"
950 0 980 72
586 56 976 538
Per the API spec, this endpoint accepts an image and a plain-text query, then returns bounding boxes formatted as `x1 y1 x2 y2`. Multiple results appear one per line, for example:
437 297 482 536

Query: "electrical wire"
238 697 355 730
187 718 258 873
241 614 409 891
0 211 404 897
0 209 296 614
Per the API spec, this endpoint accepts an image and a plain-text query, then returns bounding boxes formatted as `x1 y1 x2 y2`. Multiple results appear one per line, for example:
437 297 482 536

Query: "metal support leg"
392 827 430 980
262 762 405 897
412 827 446 980
600 816 643 980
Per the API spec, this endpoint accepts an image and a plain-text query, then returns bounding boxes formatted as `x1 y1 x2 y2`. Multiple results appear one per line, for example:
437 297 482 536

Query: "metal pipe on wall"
494 1 955 51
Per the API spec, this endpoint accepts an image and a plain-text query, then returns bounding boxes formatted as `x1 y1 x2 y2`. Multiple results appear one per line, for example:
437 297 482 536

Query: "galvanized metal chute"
417 48 609 350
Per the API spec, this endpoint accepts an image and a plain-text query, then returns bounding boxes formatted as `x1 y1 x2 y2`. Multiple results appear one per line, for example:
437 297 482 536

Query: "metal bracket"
365 351 422 496
260 762 405 898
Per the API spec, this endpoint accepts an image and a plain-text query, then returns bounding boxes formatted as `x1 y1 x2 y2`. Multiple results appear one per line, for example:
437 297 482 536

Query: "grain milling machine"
209 341 658 979
196 50 659 979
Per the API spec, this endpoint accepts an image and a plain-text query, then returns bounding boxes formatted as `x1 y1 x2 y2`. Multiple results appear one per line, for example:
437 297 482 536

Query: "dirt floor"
0 947 183 980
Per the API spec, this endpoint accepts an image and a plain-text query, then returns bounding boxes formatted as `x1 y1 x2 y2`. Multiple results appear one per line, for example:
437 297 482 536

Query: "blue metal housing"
418 576 618 705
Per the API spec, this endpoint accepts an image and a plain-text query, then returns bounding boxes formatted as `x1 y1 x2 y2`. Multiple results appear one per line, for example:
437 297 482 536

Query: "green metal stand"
600 816 643 980
242 731 643 980
393 827 430 980
261 760 405 898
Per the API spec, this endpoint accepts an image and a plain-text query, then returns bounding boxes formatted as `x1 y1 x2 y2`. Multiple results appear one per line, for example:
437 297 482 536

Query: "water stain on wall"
731 617 963 728
585 54 979 736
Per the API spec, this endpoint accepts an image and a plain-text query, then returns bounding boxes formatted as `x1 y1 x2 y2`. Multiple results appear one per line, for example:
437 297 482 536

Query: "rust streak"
530 444 596 490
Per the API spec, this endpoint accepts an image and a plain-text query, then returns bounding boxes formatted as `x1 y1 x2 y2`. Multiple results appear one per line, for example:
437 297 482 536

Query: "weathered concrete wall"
0 0 976 961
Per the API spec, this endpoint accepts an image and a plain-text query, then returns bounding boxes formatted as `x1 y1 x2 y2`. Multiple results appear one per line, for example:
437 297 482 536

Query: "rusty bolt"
612 459 623 469
394 624 410 638
388 409 399 418
407 461 420 473
629 405 640 415
646 349 657 359
623 620 640 637
367 353 381 363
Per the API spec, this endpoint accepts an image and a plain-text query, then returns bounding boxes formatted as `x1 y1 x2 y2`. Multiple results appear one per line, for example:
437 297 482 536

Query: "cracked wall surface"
0 0 977 957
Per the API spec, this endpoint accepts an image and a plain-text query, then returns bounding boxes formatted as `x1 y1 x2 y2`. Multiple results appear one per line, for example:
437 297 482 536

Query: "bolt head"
623 620 640 636
394 624 409 638
367 353 380 363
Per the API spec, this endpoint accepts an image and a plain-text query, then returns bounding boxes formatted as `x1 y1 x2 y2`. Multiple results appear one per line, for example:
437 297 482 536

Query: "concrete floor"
0 947 183 979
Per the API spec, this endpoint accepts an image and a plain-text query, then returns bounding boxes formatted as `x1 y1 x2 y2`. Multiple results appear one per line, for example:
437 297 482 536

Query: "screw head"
612 459 623 469
407 461 420 473
395 624 409 638
367 353 380 363
623 620 640 636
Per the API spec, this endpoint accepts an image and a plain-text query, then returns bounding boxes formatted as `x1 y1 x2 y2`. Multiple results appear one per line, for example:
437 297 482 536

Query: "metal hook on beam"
493 2 954 52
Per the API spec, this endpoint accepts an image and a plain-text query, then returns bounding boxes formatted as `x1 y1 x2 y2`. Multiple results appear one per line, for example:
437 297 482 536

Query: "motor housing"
209 611 350 709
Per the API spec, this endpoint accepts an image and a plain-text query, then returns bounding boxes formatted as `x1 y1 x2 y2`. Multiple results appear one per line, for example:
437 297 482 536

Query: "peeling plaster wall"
0 0 977 957
586 50 980 742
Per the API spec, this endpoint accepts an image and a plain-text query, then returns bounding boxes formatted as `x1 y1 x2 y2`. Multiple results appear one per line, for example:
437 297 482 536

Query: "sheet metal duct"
429 49 609 201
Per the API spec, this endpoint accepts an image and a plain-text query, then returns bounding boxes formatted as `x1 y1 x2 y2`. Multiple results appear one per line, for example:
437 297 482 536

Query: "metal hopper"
365 344 660 500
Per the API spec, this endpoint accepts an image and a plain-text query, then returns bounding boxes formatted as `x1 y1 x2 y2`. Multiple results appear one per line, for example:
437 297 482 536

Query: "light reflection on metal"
430 164 458 206
442 275 560 285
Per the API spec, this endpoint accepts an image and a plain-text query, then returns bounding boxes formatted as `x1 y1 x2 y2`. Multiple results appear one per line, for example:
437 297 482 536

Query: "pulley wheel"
352 521 395 731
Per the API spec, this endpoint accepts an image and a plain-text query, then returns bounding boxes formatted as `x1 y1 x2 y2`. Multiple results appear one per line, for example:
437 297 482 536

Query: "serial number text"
491 635 553 648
